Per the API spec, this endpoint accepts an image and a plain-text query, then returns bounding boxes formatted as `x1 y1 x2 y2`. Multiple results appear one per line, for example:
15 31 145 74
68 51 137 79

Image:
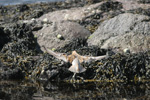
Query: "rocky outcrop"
37 2 104 22
1 1 150 100
87 13 150 53
37 1 124 33
33 21 90 51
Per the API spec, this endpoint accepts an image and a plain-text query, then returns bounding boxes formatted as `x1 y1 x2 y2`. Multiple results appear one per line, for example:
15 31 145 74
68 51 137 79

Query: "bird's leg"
72 73 76 79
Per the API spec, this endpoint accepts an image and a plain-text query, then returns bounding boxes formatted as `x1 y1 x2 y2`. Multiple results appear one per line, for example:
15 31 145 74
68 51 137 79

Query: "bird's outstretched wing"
43 46 68 62
72 51 108 62
68 58 86 73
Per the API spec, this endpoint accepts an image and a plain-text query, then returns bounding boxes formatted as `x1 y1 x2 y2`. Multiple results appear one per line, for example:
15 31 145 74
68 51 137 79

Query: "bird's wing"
87 55 108 61
72 51 107 62
43 46 68 62
68 58 86 73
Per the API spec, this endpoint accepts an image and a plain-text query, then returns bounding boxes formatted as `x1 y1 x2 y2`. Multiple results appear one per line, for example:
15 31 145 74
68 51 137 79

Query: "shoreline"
0 0 65 6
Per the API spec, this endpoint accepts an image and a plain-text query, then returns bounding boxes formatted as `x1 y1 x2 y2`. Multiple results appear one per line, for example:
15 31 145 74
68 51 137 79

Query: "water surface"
0 80 150 100
0 0 65 5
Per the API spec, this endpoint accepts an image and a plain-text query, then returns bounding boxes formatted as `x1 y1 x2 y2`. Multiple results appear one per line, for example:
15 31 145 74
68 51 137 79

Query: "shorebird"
43 46 108 79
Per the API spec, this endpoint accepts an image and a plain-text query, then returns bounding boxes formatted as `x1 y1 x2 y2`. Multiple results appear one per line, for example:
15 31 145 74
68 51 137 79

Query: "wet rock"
33 21 90 51
87 13 150 53
0 81 36 100
2 80 150 100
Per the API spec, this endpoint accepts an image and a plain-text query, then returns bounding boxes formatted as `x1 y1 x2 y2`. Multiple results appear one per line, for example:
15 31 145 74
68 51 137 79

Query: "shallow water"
0 0 65 5
0 80 150 100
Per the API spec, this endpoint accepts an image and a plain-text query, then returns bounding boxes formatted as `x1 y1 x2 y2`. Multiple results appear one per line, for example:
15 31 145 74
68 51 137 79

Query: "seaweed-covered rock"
56 38 107 56
99 1 122 12
1 23 37 56
0 52 38 80
31 53 72 81
0 22 38 80
31 46 150 82
28 38 149 82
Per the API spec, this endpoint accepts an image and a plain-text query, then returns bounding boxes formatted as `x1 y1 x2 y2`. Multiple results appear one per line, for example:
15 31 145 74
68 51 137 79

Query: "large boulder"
33 21 90 51
87 13 150 53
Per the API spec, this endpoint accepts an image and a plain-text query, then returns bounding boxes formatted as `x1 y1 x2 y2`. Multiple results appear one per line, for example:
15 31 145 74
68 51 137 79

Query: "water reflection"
0 80 150 100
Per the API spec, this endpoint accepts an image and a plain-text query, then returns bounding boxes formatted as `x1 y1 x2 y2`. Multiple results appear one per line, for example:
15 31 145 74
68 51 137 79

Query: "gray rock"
33 21 90 51
87 13 150 53
37 2 103 22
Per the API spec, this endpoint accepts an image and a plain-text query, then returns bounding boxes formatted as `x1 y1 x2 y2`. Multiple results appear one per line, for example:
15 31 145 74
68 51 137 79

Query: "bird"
68 57 86 79
43 46 108 79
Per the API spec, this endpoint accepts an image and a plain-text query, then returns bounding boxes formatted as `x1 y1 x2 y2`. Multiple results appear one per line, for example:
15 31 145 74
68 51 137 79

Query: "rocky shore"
1 0 150 99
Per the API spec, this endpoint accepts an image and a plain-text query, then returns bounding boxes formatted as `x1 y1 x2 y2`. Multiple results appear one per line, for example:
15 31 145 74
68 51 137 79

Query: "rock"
37 2 104 22
1 23 38 56
37 1 124 34
33 21 90 51
87 13 150 53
